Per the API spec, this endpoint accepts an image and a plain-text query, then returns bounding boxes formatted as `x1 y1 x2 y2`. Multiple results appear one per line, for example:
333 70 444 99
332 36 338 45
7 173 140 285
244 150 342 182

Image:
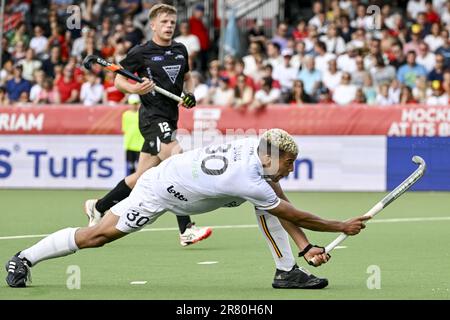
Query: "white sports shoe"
84 199 103 227
179 222 212 247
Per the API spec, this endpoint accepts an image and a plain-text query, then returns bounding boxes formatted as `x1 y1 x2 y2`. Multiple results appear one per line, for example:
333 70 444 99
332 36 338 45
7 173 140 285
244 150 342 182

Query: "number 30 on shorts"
126 208 150 228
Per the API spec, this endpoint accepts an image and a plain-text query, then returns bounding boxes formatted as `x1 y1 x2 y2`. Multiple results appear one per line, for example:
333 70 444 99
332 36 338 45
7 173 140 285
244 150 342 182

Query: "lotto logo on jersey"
167 185 188 201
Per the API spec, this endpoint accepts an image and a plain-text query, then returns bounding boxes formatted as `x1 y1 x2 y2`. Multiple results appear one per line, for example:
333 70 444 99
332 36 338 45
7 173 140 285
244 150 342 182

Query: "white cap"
281 48 294 57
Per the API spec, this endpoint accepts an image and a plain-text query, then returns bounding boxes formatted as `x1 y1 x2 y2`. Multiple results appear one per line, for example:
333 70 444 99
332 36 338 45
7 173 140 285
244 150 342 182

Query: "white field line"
1 217 450 241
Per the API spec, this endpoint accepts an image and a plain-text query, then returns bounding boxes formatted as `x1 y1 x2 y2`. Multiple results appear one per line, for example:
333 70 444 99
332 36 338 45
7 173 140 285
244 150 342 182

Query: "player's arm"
269 181 329 266
114 69 155 95
268 200 369 235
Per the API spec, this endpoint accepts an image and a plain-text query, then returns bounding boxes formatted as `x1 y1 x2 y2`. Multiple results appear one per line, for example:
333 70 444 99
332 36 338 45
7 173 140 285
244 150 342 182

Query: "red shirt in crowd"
104 80 125 103
56 77 81 103
189 16 210 50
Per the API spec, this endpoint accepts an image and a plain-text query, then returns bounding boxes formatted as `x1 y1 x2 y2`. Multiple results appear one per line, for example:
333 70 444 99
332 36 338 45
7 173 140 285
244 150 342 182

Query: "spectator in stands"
0 60 13 86
271 22 290 51
103 71 126 106
0 86 9 106
8 22 29 48
426 80 448 105
191 71 209 105
424 23 444 52
250 76 281 110
42 46 62 79
289 80 313 105
388 79 402 104
371 54 397 87
399 85 418 104
29 70 46 102
416 42 436 72
272 48 298 101
246 18 267 48
303 24 319 54
118 0 140 16
298 55 322 98
47 23 69 62
233 74 254 110
389 42 406 70
34 78 60 104
123 16 144 47
428 54 447 82
376 83 396 106
412 76 429 102
314 41 335 74
362 74 377 105
72 27 92 62
11 41 26 63
206 59 221 89
210 76 234 107
5 65 31 103
353 88 366 104
337 43 358 73
29 25 48 59
351 55 369 88
320 23 346 55
56 66 80 103
292 20 308 42
80 36 101 63
332 72 357 105
435 31 450 68
265 42 283 71
220 55 237 84
175 21 200 71
18 48 42 82
290 40 306 70
339 14 355 43
407 0 427 21
243 41 263 76
322 58 342 93
80 73 103 106
51 0 74 17
404 24 423 56
397 50 428 88
233 59 255 89
364 38 381 71
189 3 210 72
424 0 440 24
441 1 450 25
317 86 333 103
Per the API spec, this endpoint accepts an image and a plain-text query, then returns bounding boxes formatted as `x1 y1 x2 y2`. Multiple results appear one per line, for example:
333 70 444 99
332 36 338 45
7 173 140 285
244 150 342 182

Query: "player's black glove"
298 244 331 267
182 92 196 108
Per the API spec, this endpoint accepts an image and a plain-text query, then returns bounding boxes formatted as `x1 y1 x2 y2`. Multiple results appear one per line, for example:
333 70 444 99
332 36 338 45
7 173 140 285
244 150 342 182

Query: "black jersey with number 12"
119 40 190 122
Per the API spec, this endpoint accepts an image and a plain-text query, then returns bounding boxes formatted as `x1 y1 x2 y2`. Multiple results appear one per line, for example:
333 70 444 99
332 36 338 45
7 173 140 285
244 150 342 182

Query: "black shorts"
139 116 178 155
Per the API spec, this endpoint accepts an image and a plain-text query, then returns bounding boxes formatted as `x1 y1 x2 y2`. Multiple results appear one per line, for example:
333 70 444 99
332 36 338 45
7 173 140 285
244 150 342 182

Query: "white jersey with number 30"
148 138 281 215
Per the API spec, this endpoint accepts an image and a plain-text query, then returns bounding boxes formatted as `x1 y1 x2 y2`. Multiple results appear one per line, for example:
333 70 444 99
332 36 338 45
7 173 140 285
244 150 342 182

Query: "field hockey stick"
82 54 183 103
310 156 426 265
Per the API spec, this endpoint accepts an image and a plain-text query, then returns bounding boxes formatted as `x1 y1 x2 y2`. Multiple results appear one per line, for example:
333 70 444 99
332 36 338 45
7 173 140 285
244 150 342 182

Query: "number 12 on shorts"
158 122 170 133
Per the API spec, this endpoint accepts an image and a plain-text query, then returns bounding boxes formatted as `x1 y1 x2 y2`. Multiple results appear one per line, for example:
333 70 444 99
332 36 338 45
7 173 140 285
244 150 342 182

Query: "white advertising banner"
0 135 126 189
279 136 387 191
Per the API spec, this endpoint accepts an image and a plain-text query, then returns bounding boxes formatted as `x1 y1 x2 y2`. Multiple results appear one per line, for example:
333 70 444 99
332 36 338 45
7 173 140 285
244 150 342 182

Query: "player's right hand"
134 77 155 95
342 215 371 235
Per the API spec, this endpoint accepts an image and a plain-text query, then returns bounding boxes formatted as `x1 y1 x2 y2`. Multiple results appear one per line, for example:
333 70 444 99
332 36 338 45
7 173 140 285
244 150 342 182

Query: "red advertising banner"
1 104 449 136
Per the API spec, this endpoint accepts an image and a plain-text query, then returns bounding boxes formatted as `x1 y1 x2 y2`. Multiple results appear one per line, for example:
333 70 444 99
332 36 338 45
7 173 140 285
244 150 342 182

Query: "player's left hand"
179 92 196 109
302 245 331 267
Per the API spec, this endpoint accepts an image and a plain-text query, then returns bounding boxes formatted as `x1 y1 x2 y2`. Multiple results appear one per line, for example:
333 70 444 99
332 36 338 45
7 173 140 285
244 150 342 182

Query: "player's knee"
124 173 138 188
78 229 111 248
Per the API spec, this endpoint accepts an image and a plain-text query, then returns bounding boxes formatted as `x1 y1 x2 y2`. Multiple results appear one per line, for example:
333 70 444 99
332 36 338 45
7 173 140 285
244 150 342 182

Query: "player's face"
268 152 297 183
151 13 177 42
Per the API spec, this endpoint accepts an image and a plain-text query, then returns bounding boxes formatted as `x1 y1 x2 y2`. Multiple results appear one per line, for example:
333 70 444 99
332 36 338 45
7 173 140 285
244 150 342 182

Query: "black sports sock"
177 215 192 234
95 179 132 214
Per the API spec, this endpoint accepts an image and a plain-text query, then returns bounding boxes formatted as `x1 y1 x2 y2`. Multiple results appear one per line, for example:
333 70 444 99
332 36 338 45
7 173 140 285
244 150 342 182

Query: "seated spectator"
265 42 284 71
424 23 444 52
317 86 333 103
232 58 255 89
403 25 423 56
18 48 42 82
416 42 436 72
29 25 48 59
0 60 14 86
29 70 46 102
243 41 263 76
290 40 306 70
337 43 358 73
389 79 402 104
5 65 31 103
412 76 430 103
298 55 322 98
350 55 368 88
233 74 254 110
339 14 355 43
210 76 234 107
271 22 290 51
322 59 342 92
123 16 144 48
206 59 221 89
80 73 103 106
191 71 209 105
370 54 397 87
289 80 313 105
220 55 237 83
103 72 126 106
353 88 366 104
319 23 346 55
332 72 357 105
375 83 396 106
0 86 10 106
42 46 63 79
292 20 308 42
435 32 450 68
56 66 80 103
428 54 446 82
174 21 200 71
399 85 418 105
272 48 298 99
389 43 406 70
34 78 60 104
424 0 440 24
11 41 26 63
397 51 428 88
250 77 281 110
362 74 377 105
426 80 448 105
314 41 336 75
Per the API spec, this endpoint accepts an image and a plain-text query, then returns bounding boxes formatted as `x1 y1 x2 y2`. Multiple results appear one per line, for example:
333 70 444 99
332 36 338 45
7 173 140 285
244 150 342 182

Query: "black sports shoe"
5 254 31 288
272 264 328 289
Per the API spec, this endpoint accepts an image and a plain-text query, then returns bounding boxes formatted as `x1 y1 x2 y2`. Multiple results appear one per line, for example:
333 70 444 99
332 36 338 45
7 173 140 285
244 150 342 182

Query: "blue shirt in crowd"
6 78 32 102
397 63 427 88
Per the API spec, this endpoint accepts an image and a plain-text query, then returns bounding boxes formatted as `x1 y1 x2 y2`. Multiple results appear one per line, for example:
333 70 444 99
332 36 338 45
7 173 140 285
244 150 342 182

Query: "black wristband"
298 244 313 257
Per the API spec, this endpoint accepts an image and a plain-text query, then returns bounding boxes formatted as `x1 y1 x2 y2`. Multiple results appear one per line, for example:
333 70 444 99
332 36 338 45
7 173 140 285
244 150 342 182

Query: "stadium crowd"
0 0 449 108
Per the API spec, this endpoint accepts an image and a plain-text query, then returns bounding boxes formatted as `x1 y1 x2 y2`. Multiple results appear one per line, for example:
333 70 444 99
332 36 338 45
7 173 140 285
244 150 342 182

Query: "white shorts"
110 169 167 233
